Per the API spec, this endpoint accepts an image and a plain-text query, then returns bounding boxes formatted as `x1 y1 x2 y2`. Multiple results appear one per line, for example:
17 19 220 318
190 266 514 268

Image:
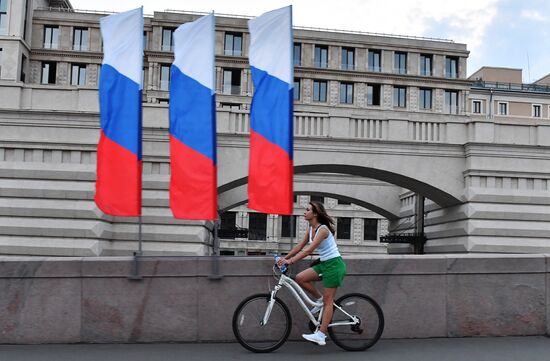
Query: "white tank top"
308 224 341 261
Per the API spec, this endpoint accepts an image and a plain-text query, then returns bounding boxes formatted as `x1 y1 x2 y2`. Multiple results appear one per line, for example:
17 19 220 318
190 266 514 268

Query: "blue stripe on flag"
99 64 142 159
250 66 293 159
169 66 216 163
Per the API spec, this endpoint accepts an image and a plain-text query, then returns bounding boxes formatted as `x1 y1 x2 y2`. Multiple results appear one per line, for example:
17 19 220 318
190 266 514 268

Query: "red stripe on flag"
95 131 142 216
170 136 217 220
248 130 293 215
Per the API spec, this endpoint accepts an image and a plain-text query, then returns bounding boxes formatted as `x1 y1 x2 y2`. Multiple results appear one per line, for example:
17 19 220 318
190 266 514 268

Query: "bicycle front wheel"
328 293 384 351
232 293 292 353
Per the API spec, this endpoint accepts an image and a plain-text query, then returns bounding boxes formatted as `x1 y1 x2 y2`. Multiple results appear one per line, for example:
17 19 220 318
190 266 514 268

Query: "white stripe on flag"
100 7 144 88
248 6 293 88
173 14 215 93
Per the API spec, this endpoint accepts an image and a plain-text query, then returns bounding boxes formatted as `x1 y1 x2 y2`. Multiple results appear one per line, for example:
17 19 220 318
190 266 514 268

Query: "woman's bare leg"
319 287 337 334
295 268 322 299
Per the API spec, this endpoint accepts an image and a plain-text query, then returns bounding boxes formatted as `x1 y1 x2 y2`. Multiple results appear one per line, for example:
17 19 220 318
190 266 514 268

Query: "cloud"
520 9 549 22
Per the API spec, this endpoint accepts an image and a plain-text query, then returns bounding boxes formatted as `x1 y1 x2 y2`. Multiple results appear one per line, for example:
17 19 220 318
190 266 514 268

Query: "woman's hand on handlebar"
277 257 291 267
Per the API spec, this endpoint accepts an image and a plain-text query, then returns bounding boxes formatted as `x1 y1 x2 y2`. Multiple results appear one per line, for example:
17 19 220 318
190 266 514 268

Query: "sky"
69 0 550 82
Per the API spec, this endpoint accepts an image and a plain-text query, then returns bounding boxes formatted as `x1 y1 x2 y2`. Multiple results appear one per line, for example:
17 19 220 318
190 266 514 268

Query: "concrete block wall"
0 255 548 344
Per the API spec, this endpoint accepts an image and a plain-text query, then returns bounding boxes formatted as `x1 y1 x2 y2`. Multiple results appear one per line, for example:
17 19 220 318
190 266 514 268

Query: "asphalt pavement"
1 336 549 361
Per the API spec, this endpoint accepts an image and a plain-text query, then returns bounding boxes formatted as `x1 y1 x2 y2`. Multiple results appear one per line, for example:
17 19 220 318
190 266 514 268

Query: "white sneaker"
310 297 323 315
302 330 326 346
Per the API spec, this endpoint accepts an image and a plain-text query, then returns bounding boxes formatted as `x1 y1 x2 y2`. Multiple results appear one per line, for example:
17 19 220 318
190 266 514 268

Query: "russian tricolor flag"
248 6 294 215
169 14 217 220
95 7 143 216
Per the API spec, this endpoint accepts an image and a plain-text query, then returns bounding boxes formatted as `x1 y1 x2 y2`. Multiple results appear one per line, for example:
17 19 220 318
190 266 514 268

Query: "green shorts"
312 256 346 288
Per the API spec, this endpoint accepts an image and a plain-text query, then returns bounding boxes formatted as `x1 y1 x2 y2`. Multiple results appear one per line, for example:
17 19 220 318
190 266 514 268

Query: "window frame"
367 83 381 106
339 82 354 104
43 25 60 49
293 78 301 101
336 217 352 240
472 100 483 114
532 104 542 118
222 68 241 95
72 27 89 51
445 56 459 78
159 64 170 91
70 63 86 86
161 27 175 52
419 88 432 110
394 51 407 74
313 80 328 102
293 43 301 66
444 90 459 114
393 86 407 108
419 54 432 76
224 32 243 56
41 61 56 84
314 45 328 68
498 101 509 116
248 212 267 241
341 47 355 70
368 49 381 72
363 218 378 241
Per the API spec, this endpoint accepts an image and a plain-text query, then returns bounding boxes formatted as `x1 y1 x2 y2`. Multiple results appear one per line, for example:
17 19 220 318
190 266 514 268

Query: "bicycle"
232 260 384 353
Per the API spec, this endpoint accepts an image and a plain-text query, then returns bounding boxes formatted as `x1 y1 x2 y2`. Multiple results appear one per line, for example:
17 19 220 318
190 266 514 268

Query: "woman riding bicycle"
277 200 347 346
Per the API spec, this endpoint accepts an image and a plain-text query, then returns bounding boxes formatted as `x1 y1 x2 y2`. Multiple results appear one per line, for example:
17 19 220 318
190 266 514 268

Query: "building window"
368 49 381 72
160 64 170 91
310 195 324 203
314 45 328 68
281 215 296 238
393 86 406 108
367 84 381 106
394 52 407 74
445 56 458 78
73 27 89 51
224 32 242 56
161 27 175 51
498 102 508 115
337 217 351 240
0 0 7 35
341 47 355 70
143 31 148 50
43 26 59 49
313 80 327 102
419 88 432 110
363 219 378 241
533 104 542 118
220 211 237 239
444 90 458 114
472 100 482 114
293 43 301 66
340 82 353 104
222 68 241 95
293 79 300 101
248 213 267 241
0 47 2 78
20 54 27 82
71 63 86 86
41 61 56 84
420 54 432 76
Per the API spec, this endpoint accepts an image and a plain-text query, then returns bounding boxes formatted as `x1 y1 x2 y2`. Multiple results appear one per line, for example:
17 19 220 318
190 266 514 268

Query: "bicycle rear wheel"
232 293 292 353
328 293 384 351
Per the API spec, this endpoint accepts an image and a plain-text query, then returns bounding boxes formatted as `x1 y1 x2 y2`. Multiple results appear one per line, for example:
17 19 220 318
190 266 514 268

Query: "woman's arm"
284 227 328 265
284 229 309 259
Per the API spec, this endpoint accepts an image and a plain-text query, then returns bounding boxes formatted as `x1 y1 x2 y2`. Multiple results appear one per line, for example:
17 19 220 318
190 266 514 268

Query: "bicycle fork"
260 284 282 326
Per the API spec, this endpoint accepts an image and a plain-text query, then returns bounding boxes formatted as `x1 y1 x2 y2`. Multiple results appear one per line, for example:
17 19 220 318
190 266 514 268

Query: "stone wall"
0 254 548 344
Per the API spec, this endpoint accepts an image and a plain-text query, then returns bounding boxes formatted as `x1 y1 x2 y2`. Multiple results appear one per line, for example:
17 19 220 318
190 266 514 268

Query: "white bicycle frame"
261 270 359 330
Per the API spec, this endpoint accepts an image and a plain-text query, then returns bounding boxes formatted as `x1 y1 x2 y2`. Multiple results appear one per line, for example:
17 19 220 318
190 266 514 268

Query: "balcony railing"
473 81 550 94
